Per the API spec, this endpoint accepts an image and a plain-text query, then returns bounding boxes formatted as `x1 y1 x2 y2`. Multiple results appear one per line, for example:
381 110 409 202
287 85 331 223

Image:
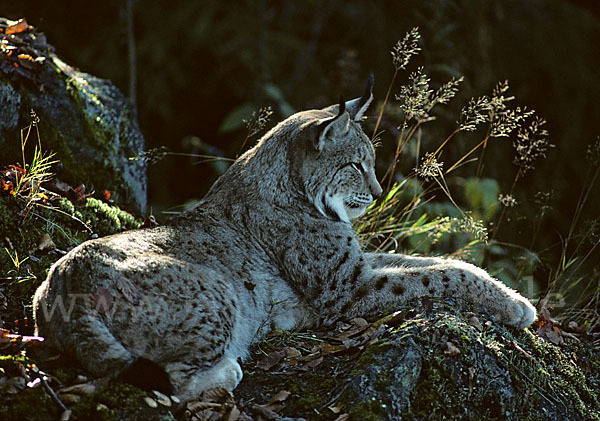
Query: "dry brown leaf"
249 404 280 420
350 317 369 327
2 377 25 394
153 390 171 406
281 346 302 358
187 401 221 413
60 393 81 405
443 341 460 356
267 389 290 407
468 316 483 331
59 382 97 395
36 233 56 252
320 344 348 354
328 402 343 414
59 409 72 421
301 355 323 370
226 404 241 421
257 350 283 370
199 387 234 403
117 278 140 305
6 19 29 35
537 323 563 345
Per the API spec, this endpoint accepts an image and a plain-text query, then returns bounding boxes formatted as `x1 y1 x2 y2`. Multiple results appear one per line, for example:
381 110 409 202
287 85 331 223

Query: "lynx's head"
216 75 382 224
290 75 382 222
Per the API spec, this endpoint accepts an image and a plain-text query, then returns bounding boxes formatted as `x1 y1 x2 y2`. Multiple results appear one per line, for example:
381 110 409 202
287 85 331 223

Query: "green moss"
70 382 175 421
0 193 141 332
348 399 385 421
351 341 396 375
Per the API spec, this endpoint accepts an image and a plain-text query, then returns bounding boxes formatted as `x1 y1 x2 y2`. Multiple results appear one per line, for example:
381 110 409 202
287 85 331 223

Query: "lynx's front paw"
499 295 537 329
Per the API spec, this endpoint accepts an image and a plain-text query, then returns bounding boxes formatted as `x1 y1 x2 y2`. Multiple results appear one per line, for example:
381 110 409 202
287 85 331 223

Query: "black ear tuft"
362 72 375 105
338 95 346 116
118 356 174 395
342 73 375 121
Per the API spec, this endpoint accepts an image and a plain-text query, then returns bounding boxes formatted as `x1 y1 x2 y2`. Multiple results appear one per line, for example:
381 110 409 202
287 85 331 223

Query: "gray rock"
346 337 422 419
236 300 600 420
0 22 146 214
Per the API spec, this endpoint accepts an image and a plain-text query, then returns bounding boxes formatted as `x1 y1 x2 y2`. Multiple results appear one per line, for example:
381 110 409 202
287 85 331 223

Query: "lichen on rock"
0 17 147 214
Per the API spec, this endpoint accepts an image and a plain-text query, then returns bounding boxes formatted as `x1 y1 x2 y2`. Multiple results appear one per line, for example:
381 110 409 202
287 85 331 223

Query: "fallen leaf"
468 316 483 331
17 54 38 70
199 387 234 403
328 402 343 414
383 310 408 328
59 409 72 421
281 346 302 359
6 19 29 35
37 233 56 253
141 215 159 228
117 278 140 305
350 317 369 327
443 341 460 356
244 281 256 291
334 414 350 421
266 389 290 407
152 390 171 406
536 322 563 345
60 393 81 404
187 401 221 413
143 397 158 408
73 374 88 384
249 404 280 420
320 344 348 355
66 184 92 205
59 382 97 395
2 377 25 394
257 351 283 370
299 355 323 371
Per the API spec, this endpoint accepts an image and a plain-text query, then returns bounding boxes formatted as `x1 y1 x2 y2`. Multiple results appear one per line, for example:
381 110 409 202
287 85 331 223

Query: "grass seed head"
415 152 443 181
391 27 421 71
396 67 432 121
512 115 553 174
585 137 600 166
244 106 273 138
458 96 492 132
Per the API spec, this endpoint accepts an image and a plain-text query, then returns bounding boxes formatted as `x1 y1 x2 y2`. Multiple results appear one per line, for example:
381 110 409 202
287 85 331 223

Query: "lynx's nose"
371 182 383 199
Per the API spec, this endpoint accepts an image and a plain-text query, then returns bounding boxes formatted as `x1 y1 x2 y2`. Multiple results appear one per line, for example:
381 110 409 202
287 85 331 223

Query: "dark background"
5 0 600 266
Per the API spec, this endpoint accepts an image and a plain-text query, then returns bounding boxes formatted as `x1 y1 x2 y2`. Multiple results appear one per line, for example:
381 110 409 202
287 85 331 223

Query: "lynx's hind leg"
168 356 243 402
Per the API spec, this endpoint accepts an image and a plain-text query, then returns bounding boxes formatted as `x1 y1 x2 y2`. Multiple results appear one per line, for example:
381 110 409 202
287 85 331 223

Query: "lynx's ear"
345 72 374 121
314 97 350 151
321 73 374 121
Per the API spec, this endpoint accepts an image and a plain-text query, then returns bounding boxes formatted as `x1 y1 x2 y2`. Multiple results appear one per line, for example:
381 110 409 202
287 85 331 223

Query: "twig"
30 366 70 413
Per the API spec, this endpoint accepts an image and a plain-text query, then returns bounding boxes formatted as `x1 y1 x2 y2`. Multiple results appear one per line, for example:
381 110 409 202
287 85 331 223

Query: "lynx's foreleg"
338 257 536 329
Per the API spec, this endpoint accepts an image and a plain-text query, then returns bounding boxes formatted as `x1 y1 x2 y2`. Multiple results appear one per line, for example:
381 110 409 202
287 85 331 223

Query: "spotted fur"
33 77 535 402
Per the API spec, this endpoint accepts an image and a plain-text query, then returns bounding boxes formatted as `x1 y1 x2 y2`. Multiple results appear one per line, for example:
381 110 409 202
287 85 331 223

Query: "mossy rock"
235 300 600 420
0 195 141 332
0 19 146 214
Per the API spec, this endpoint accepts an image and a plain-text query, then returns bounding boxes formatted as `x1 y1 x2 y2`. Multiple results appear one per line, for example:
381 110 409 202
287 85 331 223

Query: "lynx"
33 76 536 402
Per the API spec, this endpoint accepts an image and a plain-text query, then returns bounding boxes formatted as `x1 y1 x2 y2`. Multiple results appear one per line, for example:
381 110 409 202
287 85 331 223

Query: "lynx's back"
34 75 535 402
